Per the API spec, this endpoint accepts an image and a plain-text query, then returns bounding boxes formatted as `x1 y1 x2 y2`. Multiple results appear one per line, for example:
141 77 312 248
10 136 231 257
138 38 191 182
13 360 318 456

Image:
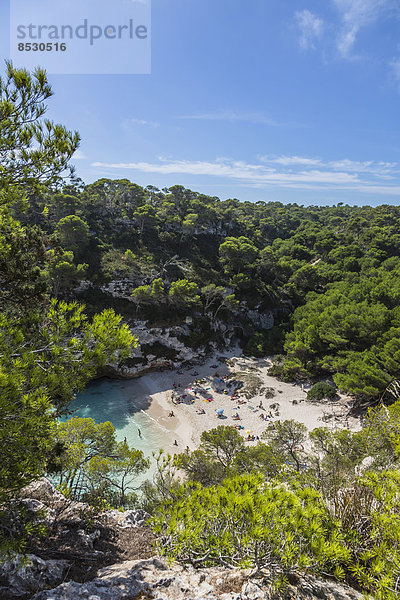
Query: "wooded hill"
18 180 400 405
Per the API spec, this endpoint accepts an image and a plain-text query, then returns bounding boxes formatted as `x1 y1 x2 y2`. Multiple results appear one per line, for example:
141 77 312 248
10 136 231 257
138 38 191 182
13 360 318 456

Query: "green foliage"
0 63 138 526
5 61 400 595
0 301 138 499
176 426 283 486
14 160 400 405
151 277 165 298
131 278 201 314
346 471 400 600
140 450 182 514
47 249 87 295
131 283 152 308
0 382 55 496
101 248 140 281
54 417 149 507
0 61 79 196
219 236 258 274
357 401 400 464
44 191 81 223
176 426 245 485
308 427 369 516
199 425 245 467
307 382 337 402
244 332 266 357
0 502 48 557
262 420 307 471
151 473 349 580
277 269 400 400
201 284 225 312
152 405 400 598
54 215 89 255
168 279 200 307
0 209 48 311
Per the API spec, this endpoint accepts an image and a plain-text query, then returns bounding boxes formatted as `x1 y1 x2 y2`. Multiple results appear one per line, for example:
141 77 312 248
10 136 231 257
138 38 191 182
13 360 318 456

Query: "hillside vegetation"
18 176 400 405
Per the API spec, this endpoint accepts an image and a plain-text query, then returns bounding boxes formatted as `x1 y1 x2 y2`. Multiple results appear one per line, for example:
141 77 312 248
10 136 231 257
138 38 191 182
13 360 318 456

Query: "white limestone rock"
31 558 365 600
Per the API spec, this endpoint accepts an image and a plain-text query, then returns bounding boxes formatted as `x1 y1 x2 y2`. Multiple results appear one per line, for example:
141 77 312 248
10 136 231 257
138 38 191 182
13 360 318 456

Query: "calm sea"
65 377 172 486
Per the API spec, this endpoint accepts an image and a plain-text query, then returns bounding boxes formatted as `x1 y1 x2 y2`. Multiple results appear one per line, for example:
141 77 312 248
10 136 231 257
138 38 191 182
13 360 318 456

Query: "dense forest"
16 173 400 407
3 63 400 600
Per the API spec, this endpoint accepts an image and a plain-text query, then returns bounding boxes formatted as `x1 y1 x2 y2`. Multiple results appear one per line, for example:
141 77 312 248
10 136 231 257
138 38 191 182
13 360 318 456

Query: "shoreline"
134 353 361 454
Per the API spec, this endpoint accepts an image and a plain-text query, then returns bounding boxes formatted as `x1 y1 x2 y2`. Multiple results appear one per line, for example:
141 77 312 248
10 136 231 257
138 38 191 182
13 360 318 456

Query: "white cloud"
122 118 159 129
261 155 396 177
295 10 324 50
261 155 322 167
333 0 395 56
179 110 284 126
91 155 400 194
328 158 397 177
72 150 87 160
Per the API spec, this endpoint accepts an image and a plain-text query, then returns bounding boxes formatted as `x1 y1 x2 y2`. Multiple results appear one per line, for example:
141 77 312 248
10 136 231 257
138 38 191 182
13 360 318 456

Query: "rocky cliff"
79 280 278 380
101 318 240 379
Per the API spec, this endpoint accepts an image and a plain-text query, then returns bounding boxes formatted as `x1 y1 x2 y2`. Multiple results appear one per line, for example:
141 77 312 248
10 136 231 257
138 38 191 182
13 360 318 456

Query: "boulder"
76 529 101 552
19 479 65 506
0 554 69 599
15 499 56 523
19 478 88 523
100 509 149 529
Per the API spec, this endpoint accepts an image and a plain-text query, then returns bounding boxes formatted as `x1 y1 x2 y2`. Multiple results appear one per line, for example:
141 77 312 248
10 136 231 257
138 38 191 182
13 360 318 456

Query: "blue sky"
2 0 400 205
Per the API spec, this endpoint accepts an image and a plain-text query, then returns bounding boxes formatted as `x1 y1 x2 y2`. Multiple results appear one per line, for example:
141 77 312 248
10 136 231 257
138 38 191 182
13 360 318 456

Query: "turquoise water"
66 377 171 484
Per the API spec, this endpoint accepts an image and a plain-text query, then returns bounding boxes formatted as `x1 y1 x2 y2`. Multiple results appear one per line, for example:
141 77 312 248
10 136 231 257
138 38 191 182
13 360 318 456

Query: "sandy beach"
136 353 361 452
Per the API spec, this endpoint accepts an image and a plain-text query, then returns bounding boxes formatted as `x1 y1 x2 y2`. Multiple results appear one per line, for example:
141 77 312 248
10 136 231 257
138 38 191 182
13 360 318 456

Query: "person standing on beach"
138 428 142 438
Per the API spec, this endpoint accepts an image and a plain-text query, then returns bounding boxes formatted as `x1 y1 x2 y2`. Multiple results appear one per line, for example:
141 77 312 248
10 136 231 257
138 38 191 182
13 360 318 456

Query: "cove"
66 377 172 485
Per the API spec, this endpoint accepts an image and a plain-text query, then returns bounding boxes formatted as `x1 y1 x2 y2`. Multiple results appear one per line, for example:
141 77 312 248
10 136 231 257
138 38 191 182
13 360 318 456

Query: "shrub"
151 474 349 583
307 382 337 402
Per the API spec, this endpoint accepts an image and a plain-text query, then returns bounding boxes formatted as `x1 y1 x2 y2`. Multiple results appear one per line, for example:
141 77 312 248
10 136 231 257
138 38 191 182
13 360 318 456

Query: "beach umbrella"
246 429 253 435
216 409 224 415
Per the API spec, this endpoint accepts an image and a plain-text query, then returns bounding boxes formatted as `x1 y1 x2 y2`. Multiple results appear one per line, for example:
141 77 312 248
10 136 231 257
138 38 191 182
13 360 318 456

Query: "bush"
151 474 349 582
243 333 265 357
307 382 337 402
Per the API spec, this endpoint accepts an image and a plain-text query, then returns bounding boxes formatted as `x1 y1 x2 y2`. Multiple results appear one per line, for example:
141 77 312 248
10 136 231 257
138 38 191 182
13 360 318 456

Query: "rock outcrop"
19 479 150 531
29 557 364 600
0 479 154 598
0 554 70 599
103 320 206 379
